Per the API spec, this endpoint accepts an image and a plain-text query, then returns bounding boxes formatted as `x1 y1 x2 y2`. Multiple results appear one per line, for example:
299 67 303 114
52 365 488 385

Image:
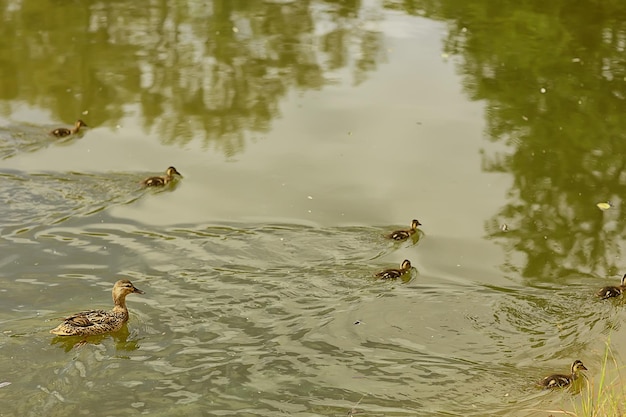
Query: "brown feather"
50 119 87 138
142 166 182 187
387 219 421 241
50 280 143 337
538 360 587 389
375 259 412 280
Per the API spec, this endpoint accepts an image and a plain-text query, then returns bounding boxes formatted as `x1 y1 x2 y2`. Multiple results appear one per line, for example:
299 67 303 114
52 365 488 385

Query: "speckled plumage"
388 219 421 241
142 166 182 187
50 280 144 337
50 119 88 138
375 259 412 280
597 274 626 299
538 360 587 389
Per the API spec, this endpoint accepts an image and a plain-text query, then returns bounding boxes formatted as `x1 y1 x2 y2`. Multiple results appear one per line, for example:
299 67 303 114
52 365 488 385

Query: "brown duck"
142 166 183 187
538 360 587 389
375 259 412 280
50 280 144 337
50 119 88 138
388 219 421 241
597 274 626 299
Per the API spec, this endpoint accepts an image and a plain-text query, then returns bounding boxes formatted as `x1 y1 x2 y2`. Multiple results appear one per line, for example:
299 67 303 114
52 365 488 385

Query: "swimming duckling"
538 360 587 389
388 219 421 241
50 280 144 337
375 259 412 280
50 119 88 138
597 274 626 299
142 166 183 187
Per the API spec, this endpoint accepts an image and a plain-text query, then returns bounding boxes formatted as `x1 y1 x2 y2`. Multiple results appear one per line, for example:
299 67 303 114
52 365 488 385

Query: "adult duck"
50 280 144 337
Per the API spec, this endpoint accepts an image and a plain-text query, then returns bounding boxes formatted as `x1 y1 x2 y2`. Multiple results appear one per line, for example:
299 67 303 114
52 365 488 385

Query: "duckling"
50 119 88 138
376 259 412 280
597 274 626 299
50 280 144 337
142 166 183 187
538 360 587 389
388 219 421 241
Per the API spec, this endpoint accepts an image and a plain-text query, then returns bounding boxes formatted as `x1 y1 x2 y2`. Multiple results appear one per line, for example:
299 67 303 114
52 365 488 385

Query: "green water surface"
1 0 626 416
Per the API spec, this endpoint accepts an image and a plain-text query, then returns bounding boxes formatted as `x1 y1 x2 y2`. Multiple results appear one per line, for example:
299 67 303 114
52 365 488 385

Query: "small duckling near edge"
50 119 88 138
142 166 183 187
375 259 412 280
538 360 587 389
50 279 144 338
597 274 626 299
387 219 421 241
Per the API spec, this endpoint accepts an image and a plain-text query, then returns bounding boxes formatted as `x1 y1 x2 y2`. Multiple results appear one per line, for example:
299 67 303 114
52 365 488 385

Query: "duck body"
388 219 421 241
51 308 128 336
538 360 587 389
50 280 144 337
597 274 626 299
142 166 182 187
50 119 88 138
376 259 412 280
598 286 623 299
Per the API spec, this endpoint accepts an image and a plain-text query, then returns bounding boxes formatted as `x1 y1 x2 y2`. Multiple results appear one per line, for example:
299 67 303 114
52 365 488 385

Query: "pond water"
2 1 626 416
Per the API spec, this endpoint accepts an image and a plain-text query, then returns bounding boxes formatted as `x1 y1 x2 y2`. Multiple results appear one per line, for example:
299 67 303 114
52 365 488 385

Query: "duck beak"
581 365 588 371
133 287 145 295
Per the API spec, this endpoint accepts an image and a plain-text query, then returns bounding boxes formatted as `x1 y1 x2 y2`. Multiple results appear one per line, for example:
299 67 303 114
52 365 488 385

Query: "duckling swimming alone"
50 119 88 138
142 166 182 187
375 259 412 280
388 219 421 241
597 274 626 299
50 280 144 337
538 360 587 389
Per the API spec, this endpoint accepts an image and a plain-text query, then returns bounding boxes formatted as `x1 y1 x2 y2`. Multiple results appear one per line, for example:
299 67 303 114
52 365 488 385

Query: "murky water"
2 1 626 416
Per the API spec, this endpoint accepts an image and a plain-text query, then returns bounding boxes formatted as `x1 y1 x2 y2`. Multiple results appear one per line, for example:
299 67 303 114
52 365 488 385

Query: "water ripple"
1 217 619 416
